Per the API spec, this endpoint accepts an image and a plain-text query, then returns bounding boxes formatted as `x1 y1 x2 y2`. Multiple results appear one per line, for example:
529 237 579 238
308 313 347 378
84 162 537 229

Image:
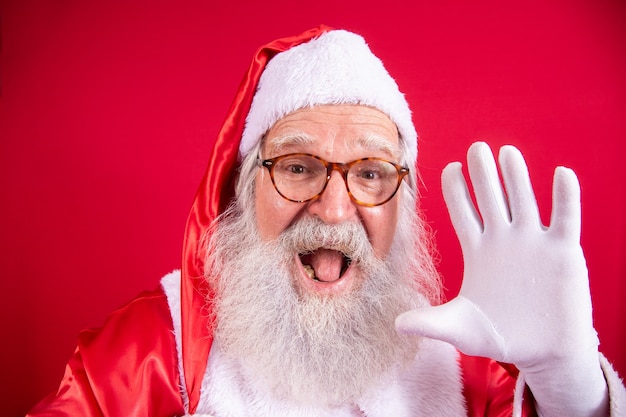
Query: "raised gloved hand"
396 142 608 416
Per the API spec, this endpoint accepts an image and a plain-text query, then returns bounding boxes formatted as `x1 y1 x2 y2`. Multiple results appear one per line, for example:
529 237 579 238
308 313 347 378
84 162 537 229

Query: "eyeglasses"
259 153 409 207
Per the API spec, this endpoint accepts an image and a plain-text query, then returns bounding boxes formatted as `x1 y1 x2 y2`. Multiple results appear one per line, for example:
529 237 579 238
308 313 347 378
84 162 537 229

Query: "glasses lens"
348 159 401 205
272 155 327 202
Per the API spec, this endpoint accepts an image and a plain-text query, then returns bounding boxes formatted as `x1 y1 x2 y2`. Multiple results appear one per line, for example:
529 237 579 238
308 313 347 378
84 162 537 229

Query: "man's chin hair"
203 204 428 406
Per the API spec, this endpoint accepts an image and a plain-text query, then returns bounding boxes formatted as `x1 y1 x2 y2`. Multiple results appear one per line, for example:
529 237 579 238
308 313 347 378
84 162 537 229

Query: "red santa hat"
239 29 417 165
180 26 417 413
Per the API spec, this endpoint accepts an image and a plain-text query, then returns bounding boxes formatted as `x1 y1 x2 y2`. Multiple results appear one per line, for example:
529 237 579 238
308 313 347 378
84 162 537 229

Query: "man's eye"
360 170 379 180
287 164 307 174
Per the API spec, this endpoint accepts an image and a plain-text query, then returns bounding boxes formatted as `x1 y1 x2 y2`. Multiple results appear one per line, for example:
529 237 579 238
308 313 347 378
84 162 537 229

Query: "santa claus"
28 26 625 417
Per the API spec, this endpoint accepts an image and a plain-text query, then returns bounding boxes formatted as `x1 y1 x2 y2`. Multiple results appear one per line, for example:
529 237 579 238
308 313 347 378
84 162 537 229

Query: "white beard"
204 208 432 408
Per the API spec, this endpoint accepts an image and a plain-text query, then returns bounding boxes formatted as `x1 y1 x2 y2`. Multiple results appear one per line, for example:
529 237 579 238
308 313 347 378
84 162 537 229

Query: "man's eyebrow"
357 135 402 160
265 132 316 154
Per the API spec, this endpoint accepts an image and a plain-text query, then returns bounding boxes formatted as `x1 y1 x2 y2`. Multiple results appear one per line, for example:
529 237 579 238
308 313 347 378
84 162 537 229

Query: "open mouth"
299 249 352 283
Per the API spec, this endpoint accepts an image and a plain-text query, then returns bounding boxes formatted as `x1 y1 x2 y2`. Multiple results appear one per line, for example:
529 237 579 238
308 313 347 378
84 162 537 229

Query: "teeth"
303 264 317 281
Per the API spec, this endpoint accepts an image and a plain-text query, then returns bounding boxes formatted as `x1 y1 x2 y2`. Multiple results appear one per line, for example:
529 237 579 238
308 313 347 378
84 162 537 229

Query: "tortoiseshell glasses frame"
259 153 409 207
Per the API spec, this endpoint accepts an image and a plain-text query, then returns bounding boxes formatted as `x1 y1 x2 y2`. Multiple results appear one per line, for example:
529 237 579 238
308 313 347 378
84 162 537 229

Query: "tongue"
309 249 344 283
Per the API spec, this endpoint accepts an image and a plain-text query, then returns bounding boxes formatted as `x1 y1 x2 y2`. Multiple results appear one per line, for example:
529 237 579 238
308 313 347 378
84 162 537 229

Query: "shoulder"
78 274 176 349
76 271 184 415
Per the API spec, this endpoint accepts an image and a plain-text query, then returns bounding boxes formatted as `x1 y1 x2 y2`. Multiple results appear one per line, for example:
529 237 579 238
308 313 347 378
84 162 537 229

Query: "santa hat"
239 29 417 166
180 26 417 413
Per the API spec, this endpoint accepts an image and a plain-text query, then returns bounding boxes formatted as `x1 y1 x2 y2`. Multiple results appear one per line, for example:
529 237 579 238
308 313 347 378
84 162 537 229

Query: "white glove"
396 142 609 416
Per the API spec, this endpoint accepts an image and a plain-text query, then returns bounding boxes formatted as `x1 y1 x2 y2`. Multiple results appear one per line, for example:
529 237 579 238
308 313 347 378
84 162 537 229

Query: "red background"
1 1 624 415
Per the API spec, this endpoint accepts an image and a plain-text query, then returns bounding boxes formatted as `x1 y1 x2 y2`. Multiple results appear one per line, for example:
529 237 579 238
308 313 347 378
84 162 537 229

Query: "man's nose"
306 170 357 224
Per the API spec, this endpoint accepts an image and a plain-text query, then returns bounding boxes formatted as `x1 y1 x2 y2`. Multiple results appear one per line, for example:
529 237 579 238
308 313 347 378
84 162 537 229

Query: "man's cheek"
362 208 399 258
256 200 298 241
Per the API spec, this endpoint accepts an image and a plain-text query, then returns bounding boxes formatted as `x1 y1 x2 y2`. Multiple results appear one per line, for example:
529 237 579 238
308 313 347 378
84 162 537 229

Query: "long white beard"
205 210 434 407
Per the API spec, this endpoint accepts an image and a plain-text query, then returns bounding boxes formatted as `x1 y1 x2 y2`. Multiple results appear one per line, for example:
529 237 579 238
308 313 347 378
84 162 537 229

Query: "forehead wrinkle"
264 132 401 161
263 129 401 161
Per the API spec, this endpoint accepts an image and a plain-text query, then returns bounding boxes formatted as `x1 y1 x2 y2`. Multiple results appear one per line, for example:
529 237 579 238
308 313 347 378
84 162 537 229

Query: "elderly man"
28 27 625 416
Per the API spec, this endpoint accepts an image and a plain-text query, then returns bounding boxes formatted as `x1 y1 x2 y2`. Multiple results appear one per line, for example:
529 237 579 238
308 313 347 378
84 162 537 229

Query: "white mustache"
277 217 375 265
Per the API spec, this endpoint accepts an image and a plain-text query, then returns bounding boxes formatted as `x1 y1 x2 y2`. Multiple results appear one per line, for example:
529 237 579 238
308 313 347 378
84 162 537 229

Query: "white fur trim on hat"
239 30 417 167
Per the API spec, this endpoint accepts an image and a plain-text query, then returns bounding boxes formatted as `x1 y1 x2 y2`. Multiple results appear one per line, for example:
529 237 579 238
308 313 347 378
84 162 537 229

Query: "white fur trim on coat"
161 271 190 412
602 354 626 416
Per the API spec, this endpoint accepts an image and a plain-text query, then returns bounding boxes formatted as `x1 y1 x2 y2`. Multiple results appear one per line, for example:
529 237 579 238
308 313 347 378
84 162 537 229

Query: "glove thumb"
396 296 506 360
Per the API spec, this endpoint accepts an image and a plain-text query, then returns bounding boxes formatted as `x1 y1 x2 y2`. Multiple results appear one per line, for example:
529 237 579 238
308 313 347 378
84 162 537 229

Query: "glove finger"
467 142 512 231
396 297 506 360
549 166 581 241
498 145 542 229
442 161 483 246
